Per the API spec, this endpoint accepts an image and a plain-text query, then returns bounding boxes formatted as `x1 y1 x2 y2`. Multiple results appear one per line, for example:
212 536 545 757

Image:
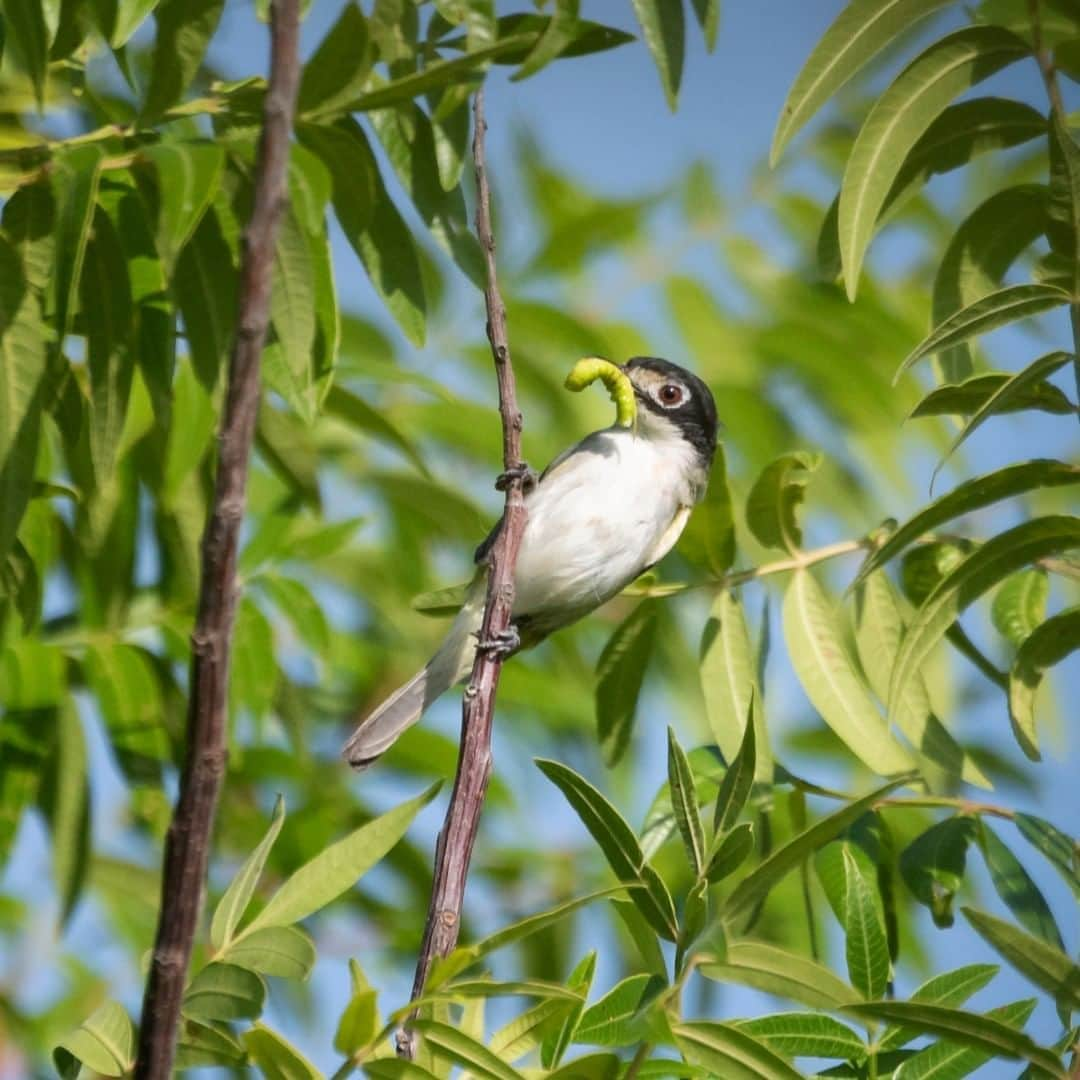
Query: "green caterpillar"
564 357 637 429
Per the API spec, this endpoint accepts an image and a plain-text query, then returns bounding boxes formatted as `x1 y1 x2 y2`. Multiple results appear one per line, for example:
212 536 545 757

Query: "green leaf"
725 776 910 920
910 372 1075 419
1048 114 1080 292
784 570 916 777
220 925 316 980
746 451 820 553
257 574 330 655
674 1020 804 1079
574 972 664 1046
137 141 225 276
770 0 954 165
540 949 596 1067
363 1062 442 1080
839 26 1028 298
855 461 1080 586
891 997 1037 1080
53 1000 135 1079
335 990 379 1057
0 642 65 709
52 144 105 346
536 758 678 941
977 821 1064 950
111 0 160 46
1 0 48 105
931 185 1050 381
879 963 999 1052
175 1019 247 1070
706 821 754 884
679 442 736 575
1009 605 1080 761
842 847 889 999
937 351 1075 473
733 1013 864 1061
410 1019 526 1080
630 0 684 110
242 783 439 935
962 906 1080 1010
890 516 1080 715
899 816 975 928
0 237 48 562
298 2 372 117
700 589 771 780
667 727 706 875
140 0 226 122
596 601 658 766
325 384 429 476
700 940 858 1010
896 285 1072 383
992 569 1049 648
412 581 470 617
182 962 266 1022
242 1023 322 1080
512 0 581 82
1013 813 1080 900
690 0 719 52
81 207 134 479
843 1000 1066 1077
610 899 667 980
854 571 989 788
712 704 755 834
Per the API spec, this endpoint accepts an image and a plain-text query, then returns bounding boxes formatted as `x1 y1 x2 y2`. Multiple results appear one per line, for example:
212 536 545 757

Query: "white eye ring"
656 383 685 407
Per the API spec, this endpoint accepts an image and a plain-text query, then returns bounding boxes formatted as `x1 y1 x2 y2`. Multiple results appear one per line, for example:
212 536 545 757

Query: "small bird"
343 356 719 768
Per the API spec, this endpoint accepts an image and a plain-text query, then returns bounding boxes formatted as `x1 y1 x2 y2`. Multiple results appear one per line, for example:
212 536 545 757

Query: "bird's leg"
495 461 538 493
474 624 520 657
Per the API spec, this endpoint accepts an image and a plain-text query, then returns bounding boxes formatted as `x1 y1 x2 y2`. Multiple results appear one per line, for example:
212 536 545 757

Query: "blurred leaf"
334 989 379 1057
1047 115 1080 291
0 708 52 869
52 144 105 345
1 0 48 104
140 0 226 122
842 847 889 999
410 1019 525 1080
843 1000 1065 1076
1009 605 1080 761
243 783 438 934
1013 813 1080 900
210 794 285 950
855 461 1080 586
725 776 909 920
325 384 429 476
770 0 954 165
931 184 1049 380
733 1013 864 1060
784 569 916 776
0 640 65 708
536 758 678 940
897 284 1072 382
700 589 771 780
412 581 470 616
595 600 658 766
258 574 330 655
673 1019 804 1078
630 0 685 110
512 0 580 81
891 997 1037 1080
111 0 160 46
690 0 719 52
991 569 1048 648
679 443 736 576
746 451 820 553
899 816 975 928
976 821 1064 950
242 1023 321 1079
712 704 755 834
182 962 266 1022
667 726 706 875
53 1000 134 1078
839 26 1028 298
889 517 1080 716
297 2 372 117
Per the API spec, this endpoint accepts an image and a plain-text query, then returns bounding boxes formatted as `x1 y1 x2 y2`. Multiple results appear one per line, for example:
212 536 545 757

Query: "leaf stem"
1028 0 1080 423
875 795 1015 821
132 2 302 1076
398 86 530 1058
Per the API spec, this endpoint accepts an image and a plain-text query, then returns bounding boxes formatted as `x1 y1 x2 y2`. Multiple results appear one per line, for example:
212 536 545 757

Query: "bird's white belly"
511 431 685 617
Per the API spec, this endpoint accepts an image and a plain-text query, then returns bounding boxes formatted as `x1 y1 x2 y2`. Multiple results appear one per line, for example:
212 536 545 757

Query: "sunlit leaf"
410 1019 526 1080
1013 812 1080 900
596 601 658 766
991 569 1048 648
667 727 706 875
673 1019 804 1078
242 1023 322 1079
182 962 266 1022
899 816 975 928
842 847 889 999
53 1000 135 1079
140 0 226 122
745 451 820 553
630 0 685 110
733 1013 864 1061
574 972 664 1046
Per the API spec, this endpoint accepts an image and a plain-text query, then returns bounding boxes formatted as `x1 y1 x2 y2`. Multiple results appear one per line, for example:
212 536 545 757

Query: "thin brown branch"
399 86 528 1056
1029 0 1080 422
133 2 301 1075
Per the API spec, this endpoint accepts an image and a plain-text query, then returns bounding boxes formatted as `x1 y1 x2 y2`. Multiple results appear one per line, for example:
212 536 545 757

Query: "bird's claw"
474 626 520 658
495 462 538 493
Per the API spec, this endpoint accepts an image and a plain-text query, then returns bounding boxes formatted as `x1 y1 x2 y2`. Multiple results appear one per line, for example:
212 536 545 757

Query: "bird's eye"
658 383 684 406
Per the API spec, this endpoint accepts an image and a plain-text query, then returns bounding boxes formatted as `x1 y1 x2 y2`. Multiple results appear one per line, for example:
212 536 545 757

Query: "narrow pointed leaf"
673 1020 804 1079
712 703 755 833
784 570 916 776
410 1019 526 1080
910 373 1074 418
733 1013 864 1060
140 0 226 122
667 727 706 875
630 0 685 110
574 972 663 1046
1013 813 1080 900
242 1023 321 1080
706 821 754 884
842 847 890 999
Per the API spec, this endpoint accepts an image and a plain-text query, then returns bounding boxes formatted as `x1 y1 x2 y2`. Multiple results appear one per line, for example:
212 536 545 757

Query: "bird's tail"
342 575 487 769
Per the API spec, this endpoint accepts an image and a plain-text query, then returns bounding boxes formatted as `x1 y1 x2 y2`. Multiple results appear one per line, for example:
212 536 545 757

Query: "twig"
133 3 301 1075
1029 0 1080 422
398 86 529 1057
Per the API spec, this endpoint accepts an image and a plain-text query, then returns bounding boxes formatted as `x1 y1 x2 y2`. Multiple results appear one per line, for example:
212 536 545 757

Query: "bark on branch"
400 85 528 1053
134 2 301 1074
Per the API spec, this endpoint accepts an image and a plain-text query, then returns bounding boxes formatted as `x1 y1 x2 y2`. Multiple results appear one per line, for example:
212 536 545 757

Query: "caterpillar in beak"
564 356 637 429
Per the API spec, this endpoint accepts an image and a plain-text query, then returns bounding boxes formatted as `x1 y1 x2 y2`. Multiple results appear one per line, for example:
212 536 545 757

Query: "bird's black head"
623 356 719 465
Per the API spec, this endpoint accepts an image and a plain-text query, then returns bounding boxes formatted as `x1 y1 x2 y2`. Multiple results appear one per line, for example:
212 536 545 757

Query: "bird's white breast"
511 426 702 617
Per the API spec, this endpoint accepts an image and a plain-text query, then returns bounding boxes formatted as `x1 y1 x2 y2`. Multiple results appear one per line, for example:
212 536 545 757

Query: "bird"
343 356 719 769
